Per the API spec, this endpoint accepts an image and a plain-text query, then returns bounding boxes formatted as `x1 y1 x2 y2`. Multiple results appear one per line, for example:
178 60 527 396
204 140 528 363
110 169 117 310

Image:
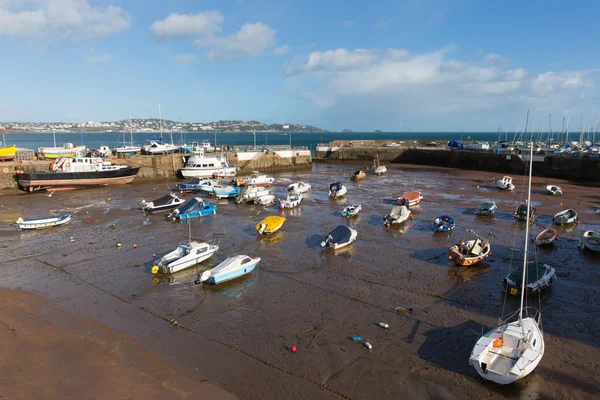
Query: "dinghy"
535 228 558 246
504 262 556 295
513 200 535 222
16 214 71 230
288 181 311 194
497 175 515 191
236 185 271 204
141 193 185 213
351 170 366 180
177 178 211 193
168 198 216 221
475 201 497 216
434 215 455 232
373 155 387 175
256 216 286 235
213 185 241 199
553 209 578 225
152 241 218 274
321 225 357 250
545 185 562 196
469 142 547 385
448 233 491 266
254 194 275 205
329 182 347 198
580 231 600 252
383 206 412 227
200 255 261 284
398 190 423 207
277 193 302 209
341 204 362 217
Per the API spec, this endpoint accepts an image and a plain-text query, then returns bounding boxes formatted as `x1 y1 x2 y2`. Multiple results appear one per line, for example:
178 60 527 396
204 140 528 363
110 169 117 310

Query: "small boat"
0 145 16 161
288 181 311 194
513 201 535 222
351 170 366 180
535 228 558 246
448 232 491 266
553 209 578 225
141 193 185 213
341 204 361 217
37 143 86 159
383 205 412 227
247 171 275 186
398 190 423 207
475 201 497 216
329 182 347 198
254 194 275 205
434 215 455 232
200 255 261 284
16 214 71 230
321 225 358 250
151 241 218 274
168 198 216 220
504 262 556 295
177 178 211 193
235 185 271 204
497 175 515 191
545 185 562 196
580 231 600 252
277 192 302 209
373 155 387 175
198 180 223 194
256 216 286 234
213 185 241 199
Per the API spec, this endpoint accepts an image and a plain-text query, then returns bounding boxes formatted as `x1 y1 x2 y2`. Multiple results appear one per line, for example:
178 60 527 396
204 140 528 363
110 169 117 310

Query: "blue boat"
199 255 260 285
433 215 455 232
213 185 241 199
168 197 216 221
177 178 211 193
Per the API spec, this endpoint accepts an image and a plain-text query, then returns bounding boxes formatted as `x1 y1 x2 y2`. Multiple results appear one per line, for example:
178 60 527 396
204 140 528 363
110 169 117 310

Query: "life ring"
93 160 97 165
65 161 71 167
2 168 8 173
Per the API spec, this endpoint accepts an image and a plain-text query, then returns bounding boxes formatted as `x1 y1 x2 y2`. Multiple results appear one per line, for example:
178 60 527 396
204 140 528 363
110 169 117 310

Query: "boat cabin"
52 156 128 173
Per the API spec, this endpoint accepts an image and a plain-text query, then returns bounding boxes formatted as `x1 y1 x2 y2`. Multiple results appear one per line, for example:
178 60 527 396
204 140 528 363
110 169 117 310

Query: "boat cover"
330 182 343 192
447 140 464 149
151 194 177 206
390 206 409 219
477 202 495 212
507 262 549 287
326 225 352 244
177 198 204 214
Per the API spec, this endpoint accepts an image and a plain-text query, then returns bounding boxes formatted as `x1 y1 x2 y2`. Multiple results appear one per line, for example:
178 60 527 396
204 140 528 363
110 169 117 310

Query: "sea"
1 131 575 154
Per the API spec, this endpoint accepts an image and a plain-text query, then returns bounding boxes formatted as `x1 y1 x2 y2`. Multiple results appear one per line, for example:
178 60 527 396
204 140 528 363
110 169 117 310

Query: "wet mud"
0 163 599 399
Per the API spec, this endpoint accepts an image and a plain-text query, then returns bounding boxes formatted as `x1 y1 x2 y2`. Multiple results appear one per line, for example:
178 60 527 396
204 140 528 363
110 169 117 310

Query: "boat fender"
65 161 71 167
151 265 159 274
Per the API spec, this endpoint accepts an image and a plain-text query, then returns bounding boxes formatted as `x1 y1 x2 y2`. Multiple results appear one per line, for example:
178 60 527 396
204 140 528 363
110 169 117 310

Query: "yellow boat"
0 145 16 161
235 176 249 187
256 216 286 235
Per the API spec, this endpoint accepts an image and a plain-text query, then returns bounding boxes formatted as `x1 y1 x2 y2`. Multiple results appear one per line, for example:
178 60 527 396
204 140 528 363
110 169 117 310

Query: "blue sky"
1 0 599 132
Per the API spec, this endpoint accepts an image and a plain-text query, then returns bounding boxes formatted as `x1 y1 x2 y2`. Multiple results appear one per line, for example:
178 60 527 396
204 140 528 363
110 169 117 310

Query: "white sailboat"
115 113 141 155
469 142 546 384
142 105 178 155
373 154 387 175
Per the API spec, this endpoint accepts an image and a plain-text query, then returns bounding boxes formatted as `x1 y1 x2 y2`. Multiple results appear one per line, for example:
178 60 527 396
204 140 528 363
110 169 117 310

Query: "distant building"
283 125 289 129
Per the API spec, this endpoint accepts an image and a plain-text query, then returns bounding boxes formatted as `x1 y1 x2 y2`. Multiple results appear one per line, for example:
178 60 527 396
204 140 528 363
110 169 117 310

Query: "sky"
1 0 600 132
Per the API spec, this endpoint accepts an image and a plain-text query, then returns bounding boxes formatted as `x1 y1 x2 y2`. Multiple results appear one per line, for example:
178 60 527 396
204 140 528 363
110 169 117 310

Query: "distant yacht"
179 154 236 178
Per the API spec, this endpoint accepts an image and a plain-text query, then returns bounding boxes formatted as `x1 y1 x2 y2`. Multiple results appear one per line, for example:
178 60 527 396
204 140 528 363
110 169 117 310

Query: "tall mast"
129 112 133 146
580 113 584 144
158 104 163 140
547 114 552 149
561 117 565 145
519 139 534 323
594 113 597 145
566 116 570 144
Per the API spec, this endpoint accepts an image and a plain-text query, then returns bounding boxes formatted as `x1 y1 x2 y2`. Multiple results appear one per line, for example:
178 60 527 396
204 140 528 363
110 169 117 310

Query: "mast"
594 113 597 145
129 112 134 146
158 104 163 140
547 114 552 150
580 113 584 144
519 140 534 323
566 116 570 144
52 128 57 147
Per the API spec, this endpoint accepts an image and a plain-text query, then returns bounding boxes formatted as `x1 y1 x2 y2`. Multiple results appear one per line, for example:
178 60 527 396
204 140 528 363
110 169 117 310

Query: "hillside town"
0 119 327 133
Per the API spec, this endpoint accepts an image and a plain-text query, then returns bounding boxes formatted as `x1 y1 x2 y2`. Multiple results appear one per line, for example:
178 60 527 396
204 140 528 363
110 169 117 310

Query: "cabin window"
533 339 536 347
243 257 251 263
209 164 214 167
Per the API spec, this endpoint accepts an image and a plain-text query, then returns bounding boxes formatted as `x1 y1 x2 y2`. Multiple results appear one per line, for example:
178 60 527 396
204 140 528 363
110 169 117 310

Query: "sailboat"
115 114 141 155
469 141 547 384
142 105 179 155
373 154 387 175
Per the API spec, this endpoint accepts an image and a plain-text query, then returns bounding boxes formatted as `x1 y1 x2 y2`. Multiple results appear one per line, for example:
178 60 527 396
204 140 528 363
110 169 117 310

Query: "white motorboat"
152 241 218 274
341 204 361 217
277 192 302 209
545 185 562 196
321 225 358 250
16 214 72 230
254 194 275 205
329 182 347 198
142 139 178 155
199 255 261 284
179 154 236 179
553 209 578 225
383 205 412 227
497 176 515 191
397 190 423 207
288 181 311 194
580 231 600 252
141 193 185 213
236 185 271 204
247 171 275 186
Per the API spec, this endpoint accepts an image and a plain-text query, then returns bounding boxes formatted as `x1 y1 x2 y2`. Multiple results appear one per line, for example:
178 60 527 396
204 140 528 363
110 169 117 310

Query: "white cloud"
375 18 391 29
273 45 290 55
85 52 111 64
485 52 509 66
202 22 276 60
286 48 377 76
0 0 131 40
150 10 223 40
173 53 199 64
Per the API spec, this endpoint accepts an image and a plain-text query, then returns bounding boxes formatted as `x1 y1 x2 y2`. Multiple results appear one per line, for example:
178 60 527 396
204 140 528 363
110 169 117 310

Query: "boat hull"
16 167 140 191
17 215 71 230
208 261 258 284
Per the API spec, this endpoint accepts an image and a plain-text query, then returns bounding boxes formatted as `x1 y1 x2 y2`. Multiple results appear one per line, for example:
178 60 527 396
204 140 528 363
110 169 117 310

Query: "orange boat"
448 236 491 267
397 190 423 207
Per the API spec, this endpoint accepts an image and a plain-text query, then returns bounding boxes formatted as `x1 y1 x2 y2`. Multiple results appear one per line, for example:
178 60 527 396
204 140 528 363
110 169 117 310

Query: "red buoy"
290 345 297 353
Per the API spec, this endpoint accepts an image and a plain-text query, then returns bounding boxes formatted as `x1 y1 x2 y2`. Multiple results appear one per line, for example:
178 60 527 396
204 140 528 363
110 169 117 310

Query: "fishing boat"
329 182 347 198
16 214 72 230
213 185 241 199
383 205 412 227
321 225 358 250
553 209 578 225
141 193 185 213
534 228 558 246
277 192 302 209
235 185 271 204
168 198 216 221
513 200 535 222
580 231 600 252
469 141 548 385
475 201 497 216
247 171 275 186
256 216 286 235
545 185 562 196
254 194 275 205
448 233 491 267
434 215 455 232
16 155 139 192
398 190 423 207
37 143 86 159
341 204 362 217
177 178 211 193
179 154 236 179
351 170 366 180
497 176 515 191
199 255 261 285
0 145 16 161
151 241 218 274
373 155 387 175
288 181 311 194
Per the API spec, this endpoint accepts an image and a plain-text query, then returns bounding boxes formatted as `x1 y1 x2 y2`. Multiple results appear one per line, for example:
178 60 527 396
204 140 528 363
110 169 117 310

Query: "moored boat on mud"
141 193 185 213
256 216 286 235
341 204 361 217
321 225 357 250
553 209 578 225
398 190 423 207
16 214 72 230
433 215 455 232
199 255 261 285
497 175 515 191
475 201 497 216
152 241 218 274
329 182 347 198
580 231 600 252
546 185 562 196
448 232 491 266
383 205 412 227
534 228 558 246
